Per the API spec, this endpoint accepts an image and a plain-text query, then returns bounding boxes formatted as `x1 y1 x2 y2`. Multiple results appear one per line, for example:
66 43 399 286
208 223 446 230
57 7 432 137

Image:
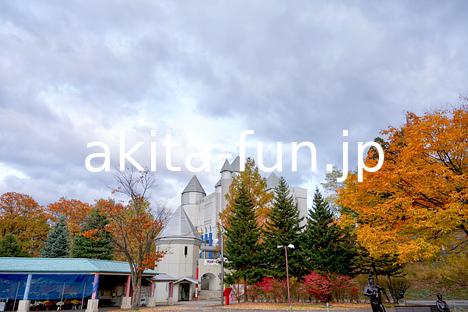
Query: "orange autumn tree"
48 198 93 235
338 105 467 263
220 158 273 230
98 169 168 308
0 192 50 256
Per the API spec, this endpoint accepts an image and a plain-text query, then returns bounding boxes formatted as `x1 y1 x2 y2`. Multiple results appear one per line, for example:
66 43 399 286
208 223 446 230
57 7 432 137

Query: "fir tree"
0 234 27 257
304 188 356 275
262 177 306 278
224 183 262 302
71 208 114 260
41 216 70 258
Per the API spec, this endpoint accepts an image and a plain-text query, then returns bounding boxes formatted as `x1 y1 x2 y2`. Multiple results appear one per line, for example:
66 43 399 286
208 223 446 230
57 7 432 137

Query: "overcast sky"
1 1 467 209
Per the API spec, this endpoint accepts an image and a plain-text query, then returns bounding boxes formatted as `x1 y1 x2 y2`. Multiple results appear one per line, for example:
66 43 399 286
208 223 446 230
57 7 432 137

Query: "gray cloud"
0 0 467 207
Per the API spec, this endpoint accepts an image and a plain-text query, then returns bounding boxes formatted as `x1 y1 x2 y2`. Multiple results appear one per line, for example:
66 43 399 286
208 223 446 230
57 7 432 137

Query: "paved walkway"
154 300 468 312
106 299 468 312
150 300 373 312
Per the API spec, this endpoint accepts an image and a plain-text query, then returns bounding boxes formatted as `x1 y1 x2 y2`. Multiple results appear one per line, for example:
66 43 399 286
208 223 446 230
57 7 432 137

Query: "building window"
184 246 188 256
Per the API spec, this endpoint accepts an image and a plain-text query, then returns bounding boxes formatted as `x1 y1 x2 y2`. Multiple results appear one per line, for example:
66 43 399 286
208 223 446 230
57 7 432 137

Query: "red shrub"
256 277 287 302
330 275 355 302
302 272 332 302
257 277 275 292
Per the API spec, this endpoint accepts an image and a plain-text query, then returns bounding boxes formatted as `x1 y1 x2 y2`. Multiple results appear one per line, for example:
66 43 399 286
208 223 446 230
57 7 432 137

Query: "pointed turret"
229 156 241 172
158 206 200 241
156 206 200 297
266 172 280 191
182 175 206 195
181 175 205 227
219 159 233 212
220 159 231 173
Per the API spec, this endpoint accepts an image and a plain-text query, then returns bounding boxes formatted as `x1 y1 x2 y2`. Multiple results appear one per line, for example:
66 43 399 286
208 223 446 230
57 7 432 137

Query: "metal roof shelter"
154 273 176 282
0 257 158 275
0 258 158 311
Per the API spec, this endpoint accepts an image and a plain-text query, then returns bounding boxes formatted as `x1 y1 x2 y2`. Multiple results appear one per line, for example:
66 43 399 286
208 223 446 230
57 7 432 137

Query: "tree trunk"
387 275 395 303
131 274 142 308
243 277 248 302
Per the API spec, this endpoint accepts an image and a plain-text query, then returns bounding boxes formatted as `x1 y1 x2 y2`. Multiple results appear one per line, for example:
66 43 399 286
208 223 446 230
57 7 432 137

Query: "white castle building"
155 157 308 302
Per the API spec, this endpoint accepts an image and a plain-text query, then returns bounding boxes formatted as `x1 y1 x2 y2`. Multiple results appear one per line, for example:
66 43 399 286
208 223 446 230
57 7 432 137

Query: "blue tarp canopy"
0 258 159 301
0 274 93 300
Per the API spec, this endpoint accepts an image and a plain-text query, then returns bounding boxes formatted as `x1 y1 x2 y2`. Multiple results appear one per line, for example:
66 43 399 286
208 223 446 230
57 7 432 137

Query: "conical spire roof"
157 206 200 241
266 172 280 190
182 175 206 195
229 156 241 172
214 178 222 188
220 159 231 172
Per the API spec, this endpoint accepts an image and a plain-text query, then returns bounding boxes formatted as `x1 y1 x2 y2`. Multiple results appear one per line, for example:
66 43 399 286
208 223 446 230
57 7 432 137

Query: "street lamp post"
219 225 225 306
278 244 294 310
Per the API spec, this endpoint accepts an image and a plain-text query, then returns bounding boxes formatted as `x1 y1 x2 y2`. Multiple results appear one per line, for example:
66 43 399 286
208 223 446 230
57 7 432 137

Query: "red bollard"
224 287 232 305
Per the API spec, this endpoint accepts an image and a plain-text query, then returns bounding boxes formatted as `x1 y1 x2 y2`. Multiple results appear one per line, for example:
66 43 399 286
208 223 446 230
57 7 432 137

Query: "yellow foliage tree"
338 106 467 263
0 192 50 256
220 158 273 230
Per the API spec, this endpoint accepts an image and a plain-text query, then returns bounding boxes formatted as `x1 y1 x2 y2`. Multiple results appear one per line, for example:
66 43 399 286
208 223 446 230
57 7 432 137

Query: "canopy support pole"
18 274 32 312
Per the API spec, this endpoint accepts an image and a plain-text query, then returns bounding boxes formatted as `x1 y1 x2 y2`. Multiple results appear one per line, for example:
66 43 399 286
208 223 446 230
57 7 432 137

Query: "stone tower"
155 206 201 302
181 175 206 228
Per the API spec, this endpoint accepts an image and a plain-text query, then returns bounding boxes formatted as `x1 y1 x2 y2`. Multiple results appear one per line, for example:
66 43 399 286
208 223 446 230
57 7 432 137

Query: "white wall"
198 259 221 291
155 283 169 303
157 241 199 279
291 186 308 227
181 192 205 227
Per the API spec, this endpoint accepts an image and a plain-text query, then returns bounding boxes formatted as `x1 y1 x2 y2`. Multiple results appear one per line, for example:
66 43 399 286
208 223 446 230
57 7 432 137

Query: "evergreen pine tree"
304 188 356 275
0 234 27 257
262 177 306 278
41 215 70 258
224 183 262 302
71 208 114 260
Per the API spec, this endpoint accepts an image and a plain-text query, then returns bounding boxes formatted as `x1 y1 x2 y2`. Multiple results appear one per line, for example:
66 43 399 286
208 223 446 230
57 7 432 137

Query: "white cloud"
0 0 466 207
